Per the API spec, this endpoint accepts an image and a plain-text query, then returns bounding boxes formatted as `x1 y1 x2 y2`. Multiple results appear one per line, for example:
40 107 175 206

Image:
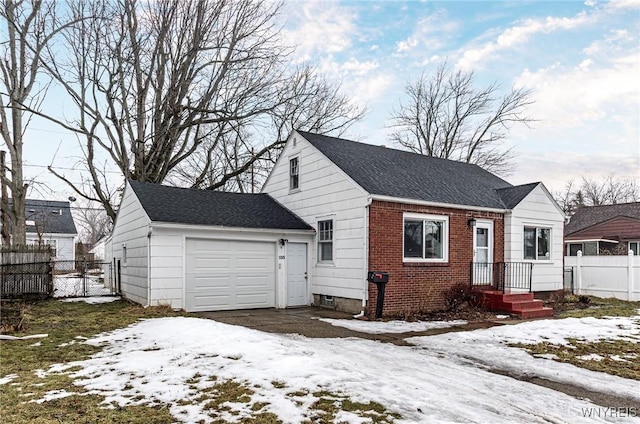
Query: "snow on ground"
37 316 640 423
0 374 18 385
53 275 113 298
60 296 120 304
408 315 640 403
317 318 467 334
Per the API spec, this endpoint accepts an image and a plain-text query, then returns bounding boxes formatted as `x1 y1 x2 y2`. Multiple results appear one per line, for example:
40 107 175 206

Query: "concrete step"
517 307 554 319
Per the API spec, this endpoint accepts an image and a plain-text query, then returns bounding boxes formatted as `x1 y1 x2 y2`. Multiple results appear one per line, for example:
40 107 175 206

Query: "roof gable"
128 180 313 231
298 131 514 209
565 202 640 236
21 199 77 235
496 183 539 209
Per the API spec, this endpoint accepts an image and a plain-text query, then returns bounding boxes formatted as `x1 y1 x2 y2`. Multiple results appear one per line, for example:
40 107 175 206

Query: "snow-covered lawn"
28 313 640 423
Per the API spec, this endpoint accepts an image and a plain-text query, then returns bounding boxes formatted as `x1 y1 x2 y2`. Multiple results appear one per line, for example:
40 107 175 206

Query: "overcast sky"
16 0 640 200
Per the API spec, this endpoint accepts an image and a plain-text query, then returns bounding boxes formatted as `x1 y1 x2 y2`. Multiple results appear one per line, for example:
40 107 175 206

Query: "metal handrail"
470 262 533 293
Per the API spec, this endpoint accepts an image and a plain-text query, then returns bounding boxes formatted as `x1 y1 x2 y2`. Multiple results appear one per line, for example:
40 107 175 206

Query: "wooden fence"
1 246 53 298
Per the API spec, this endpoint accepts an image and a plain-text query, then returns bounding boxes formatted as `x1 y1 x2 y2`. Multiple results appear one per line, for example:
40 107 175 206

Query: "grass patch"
512 338 640 380
0 299 187 423
303 390 400 423
558 296 640 319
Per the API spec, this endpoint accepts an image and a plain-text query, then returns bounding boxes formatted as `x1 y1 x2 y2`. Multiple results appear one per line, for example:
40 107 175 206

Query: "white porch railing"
565 251 639 301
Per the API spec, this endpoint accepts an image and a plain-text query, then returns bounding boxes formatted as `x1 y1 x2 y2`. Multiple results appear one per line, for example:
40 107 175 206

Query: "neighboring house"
89 236 109 261
564 203 640 256
110 181 314 311
22 199 77 262
262 131 565 316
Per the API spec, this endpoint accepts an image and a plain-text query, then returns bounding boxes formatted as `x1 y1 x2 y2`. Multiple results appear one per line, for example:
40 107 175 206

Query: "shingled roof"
23 199 77 234
298 131 536 210
128 180 313 231
565 202 640 236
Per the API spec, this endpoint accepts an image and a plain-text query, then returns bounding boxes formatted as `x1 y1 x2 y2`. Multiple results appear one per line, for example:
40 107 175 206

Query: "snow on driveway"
36 316 640 423
317 317 467 334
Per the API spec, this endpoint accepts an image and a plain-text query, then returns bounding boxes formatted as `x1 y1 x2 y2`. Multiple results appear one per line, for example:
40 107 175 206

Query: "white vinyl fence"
565 251 639 301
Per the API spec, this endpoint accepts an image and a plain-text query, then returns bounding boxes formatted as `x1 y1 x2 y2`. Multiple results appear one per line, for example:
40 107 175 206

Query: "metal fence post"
83 258 88 296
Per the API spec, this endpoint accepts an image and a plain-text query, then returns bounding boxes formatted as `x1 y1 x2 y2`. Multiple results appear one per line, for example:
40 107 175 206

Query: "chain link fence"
52 260 117 298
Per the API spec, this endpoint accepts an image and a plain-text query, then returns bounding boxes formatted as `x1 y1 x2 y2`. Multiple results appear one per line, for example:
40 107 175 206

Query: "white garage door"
185 238 276 312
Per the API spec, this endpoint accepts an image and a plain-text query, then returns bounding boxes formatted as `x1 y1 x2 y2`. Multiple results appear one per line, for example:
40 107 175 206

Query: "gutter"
361 196 373 316
370 194 509 214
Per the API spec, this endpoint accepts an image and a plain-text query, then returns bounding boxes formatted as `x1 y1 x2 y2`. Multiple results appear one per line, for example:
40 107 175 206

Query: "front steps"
474 290 553 319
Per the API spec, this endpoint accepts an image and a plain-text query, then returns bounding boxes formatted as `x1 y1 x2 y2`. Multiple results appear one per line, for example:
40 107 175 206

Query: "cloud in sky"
282 0 356 61
456 12 594 71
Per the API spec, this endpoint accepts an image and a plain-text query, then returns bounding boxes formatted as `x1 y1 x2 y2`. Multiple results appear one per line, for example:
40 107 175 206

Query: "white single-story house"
110 180 315 312
111 131 565 317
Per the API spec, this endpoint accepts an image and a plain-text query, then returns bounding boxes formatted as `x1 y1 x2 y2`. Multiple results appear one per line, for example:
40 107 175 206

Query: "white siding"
149 225 312 309
26 233 75 262
504 184 565 292
111 182 151 305
262 131 369 302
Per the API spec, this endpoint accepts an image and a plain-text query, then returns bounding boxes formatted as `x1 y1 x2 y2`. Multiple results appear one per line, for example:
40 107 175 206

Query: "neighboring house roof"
128 180 314 231
21 199 78 235
298 131 534 210
565 202 640 236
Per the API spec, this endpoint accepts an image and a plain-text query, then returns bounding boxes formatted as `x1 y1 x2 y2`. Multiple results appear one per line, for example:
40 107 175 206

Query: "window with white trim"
524 227 551 260
403 214 449 262
629 241 640 256
317 220 333 262
289 157 299 190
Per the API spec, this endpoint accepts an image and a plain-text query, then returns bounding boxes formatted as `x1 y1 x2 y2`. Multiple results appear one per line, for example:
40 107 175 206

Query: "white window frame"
289 156 299 191
629 241 640 256
317 219 333 264
523 227 552 261
403 213 449 263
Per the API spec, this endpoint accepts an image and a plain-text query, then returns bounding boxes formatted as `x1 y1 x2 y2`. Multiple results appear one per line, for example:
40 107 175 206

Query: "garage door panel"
185 238 275 312
190 275 231 290
236 257 273 271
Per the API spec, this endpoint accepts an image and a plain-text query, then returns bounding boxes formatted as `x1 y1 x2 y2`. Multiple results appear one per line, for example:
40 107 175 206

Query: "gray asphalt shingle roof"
496 183 540 209
565 202 640 236
23 199 77 234
298 131 530 210
128 180 313 231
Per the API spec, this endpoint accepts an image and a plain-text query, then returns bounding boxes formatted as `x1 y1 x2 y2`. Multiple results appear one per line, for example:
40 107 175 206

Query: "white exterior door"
287 242 307 307
185 238 276 312
473 221 494 285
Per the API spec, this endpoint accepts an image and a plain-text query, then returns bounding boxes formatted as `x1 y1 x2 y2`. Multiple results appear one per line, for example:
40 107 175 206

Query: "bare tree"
72 199 112 245
554 175 639 214
0 0 74 244
173 64 366 192
33 0 288 221
389 62 534 176
28 0 363 219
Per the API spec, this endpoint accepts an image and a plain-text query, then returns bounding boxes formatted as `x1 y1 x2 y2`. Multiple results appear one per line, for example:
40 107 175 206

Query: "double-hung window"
403 213 449 262
289 157 299 190
318 220 333 262
524 227 551 260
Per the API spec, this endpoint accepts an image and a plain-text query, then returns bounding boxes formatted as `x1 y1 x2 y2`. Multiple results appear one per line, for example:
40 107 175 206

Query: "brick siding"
367 200 504 317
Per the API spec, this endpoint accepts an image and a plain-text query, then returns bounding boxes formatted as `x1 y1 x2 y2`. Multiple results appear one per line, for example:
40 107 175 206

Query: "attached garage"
185 239 276 312
110 180 315 312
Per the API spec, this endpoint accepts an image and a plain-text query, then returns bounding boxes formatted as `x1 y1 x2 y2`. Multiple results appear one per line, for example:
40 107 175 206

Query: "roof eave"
369 194 508 213
149 221 316 234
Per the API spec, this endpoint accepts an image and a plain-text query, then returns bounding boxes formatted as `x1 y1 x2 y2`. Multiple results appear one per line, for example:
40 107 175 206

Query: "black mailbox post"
367 271 389 319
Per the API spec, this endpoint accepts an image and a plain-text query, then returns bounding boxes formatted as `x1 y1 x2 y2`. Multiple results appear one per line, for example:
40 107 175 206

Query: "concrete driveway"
196 307 497 345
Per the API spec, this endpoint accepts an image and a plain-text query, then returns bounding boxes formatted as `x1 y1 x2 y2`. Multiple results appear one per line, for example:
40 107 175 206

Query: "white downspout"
146 226 152 307
356 196 373 318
